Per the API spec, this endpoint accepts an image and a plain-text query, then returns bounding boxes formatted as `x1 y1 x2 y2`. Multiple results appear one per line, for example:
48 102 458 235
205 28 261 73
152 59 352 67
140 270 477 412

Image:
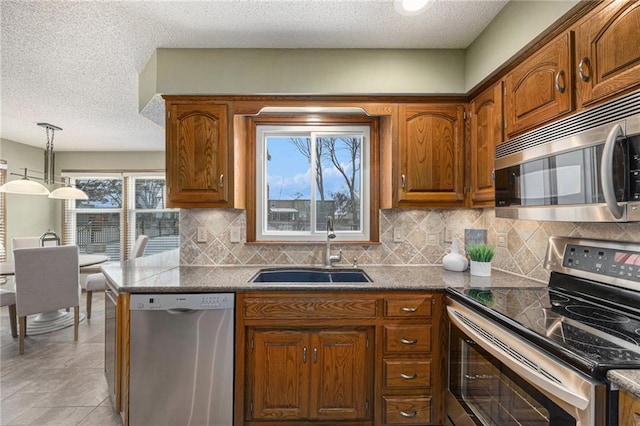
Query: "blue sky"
266 136 359 201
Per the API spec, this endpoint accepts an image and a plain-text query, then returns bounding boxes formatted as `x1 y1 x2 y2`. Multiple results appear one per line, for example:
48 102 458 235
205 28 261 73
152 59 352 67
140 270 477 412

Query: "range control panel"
562 244 640 283
130 293 235 310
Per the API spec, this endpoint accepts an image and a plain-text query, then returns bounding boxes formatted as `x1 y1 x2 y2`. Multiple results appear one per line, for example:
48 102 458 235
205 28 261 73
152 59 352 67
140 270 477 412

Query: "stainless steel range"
446 236 640 425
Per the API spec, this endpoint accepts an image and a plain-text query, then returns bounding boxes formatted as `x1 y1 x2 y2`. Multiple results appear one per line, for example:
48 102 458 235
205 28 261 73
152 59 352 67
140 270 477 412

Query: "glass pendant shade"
49 185 89 200
0 177 50 195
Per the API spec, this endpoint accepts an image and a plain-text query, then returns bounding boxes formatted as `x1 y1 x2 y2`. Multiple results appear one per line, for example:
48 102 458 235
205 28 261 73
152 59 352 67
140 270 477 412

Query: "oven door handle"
601 123 625 220
447 303 592 411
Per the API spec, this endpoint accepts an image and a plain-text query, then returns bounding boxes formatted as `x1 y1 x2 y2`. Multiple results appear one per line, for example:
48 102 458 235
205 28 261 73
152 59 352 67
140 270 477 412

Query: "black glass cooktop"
447 275 640 380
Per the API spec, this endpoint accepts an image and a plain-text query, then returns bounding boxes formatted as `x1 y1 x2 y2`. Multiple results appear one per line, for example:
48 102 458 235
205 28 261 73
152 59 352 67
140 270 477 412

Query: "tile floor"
0 290 123 425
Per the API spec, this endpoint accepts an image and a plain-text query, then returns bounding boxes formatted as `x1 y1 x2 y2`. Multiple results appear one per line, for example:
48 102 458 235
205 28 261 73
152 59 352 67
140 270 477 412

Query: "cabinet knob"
578 57 591 82
555 70 566 94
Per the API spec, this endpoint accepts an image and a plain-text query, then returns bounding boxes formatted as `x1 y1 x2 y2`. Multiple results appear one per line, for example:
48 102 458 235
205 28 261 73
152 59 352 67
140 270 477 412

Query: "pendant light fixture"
0 168 50 195
0 123 89 200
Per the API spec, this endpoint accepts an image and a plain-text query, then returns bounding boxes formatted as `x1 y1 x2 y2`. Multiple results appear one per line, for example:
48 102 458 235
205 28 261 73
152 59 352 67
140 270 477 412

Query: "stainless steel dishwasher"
129 293 234 426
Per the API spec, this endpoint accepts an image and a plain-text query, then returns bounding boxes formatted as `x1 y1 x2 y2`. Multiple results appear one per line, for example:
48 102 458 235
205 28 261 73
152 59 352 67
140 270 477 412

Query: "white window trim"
256 124 370 242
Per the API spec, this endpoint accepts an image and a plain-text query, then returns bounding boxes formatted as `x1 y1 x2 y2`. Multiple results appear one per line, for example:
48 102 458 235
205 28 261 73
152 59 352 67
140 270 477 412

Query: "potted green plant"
466 244 495 277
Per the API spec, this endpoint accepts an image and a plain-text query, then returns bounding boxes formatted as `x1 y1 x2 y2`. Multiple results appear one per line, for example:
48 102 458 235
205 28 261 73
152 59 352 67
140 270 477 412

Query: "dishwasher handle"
166 308 199 315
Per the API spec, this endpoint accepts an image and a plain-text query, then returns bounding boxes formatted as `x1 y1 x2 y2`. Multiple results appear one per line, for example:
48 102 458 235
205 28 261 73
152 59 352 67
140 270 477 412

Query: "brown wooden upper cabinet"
575 0 640 109
504 31 573 138
468 82 503 207
165 100 231 208
396 104 465 207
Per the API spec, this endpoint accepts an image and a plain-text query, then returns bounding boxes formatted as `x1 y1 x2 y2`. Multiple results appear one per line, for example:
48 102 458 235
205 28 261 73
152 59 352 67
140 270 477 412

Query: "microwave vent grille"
496 91 640 159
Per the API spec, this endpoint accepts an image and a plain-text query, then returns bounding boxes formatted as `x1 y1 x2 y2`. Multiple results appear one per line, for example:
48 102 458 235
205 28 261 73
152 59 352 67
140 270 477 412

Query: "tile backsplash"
180 208 640 282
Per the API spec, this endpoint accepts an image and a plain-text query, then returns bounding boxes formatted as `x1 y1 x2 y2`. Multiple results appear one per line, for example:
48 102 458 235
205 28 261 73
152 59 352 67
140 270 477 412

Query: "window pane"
266 136 312 231
135 212 179 255
75 179 123 209
75 212 121 260
316 136 362 232
135 179 167 209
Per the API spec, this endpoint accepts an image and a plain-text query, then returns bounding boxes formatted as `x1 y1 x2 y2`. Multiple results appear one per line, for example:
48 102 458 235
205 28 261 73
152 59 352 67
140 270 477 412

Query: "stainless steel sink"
250 268 371 283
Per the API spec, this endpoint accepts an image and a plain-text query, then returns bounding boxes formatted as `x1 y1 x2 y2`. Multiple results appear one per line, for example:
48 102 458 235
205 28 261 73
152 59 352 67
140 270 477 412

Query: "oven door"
446 300 607 426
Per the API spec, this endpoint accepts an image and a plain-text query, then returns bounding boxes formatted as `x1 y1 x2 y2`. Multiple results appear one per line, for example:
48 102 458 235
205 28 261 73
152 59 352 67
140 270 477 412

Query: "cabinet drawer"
383 360 431 389
384 396 432 425
384 297 433 318
243 297 377 319
384 325 431 353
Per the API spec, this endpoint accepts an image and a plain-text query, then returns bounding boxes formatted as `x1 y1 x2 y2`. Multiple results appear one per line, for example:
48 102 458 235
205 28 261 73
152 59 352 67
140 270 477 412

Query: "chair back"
132 235 149 259
11 237 40 251
13 245 80 317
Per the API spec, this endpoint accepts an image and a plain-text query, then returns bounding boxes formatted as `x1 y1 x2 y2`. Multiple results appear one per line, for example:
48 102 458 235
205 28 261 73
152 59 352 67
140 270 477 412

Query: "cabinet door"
619 390 640 426
504 32 573 137
310 329 373 421
165 102 229 207
469 82 503 207
576 0 640 108
397 104 465 206
247 329 310 420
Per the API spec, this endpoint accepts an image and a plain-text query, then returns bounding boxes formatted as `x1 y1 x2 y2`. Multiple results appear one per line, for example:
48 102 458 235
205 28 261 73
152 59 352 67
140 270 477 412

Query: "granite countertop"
101 249 544 294
608 370 640 399
101 249 640 397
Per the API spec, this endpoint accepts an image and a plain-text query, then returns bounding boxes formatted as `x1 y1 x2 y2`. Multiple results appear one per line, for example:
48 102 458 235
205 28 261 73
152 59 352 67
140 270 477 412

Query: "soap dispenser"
443 236 469 272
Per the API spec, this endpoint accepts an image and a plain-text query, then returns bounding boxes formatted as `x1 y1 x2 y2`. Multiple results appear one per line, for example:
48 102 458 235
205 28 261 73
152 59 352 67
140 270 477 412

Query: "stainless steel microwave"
495 91 640 222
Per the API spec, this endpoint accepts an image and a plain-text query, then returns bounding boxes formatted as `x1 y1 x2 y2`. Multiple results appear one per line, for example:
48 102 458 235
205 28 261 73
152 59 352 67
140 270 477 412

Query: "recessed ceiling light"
394 0 435 16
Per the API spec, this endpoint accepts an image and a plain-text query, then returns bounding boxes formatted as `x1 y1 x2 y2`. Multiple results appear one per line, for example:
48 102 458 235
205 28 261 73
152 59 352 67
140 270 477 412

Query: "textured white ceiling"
0 0 508 152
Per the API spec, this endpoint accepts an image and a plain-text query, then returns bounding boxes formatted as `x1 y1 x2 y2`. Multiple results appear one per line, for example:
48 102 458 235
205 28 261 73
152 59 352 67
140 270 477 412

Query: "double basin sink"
251 268 371 283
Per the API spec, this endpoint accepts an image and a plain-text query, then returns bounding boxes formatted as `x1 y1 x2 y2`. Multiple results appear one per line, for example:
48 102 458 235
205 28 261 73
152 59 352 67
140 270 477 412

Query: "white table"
0 254 109 334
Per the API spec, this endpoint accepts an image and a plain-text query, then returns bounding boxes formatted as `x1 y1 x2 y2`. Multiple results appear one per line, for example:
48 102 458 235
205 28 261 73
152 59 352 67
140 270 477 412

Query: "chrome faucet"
325 216 342 267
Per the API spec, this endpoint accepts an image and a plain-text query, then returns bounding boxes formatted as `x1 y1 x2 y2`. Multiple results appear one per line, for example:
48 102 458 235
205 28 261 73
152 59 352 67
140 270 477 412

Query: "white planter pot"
470 260 491 277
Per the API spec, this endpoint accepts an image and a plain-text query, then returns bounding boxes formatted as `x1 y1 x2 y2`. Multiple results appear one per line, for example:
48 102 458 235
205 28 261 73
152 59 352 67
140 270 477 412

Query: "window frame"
246 114 380 244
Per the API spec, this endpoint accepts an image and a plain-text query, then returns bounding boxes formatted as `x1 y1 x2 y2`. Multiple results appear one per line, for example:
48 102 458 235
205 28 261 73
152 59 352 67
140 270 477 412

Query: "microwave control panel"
563 244 640 283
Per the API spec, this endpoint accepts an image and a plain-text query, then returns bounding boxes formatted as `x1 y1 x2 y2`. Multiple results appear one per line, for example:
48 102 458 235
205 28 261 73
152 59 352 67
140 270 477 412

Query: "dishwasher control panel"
130 293 235 310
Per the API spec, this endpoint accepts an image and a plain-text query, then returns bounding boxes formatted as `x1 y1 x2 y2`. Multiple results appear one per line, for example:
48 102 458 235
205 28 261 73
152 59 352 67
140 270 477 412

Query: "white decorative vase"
470 260 491 277
442 237 469 272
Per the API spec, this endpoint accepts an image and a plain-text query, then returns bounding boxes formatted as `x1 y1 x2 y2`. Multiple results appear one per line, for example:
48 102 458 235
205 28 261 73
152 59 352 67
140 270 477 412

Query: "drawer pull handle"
400 410 417 418
400 338 417 345
400 373 417 380
401 307 417 313
303 347 307 363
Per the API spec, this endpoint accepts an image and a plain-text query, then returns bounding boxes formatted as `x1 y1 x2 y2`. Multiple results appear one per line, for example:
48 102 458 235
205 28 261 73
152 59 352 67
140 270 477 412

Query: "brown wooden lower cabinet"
236 291 445 426
246 327 373 422
620 390 640 426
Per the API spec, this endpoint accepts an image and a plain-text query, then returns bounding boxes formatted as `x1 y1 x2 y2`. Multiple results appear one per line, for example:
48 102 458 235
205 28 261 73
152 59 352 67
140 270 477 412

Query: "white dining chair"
0 289 17 338
82 235 149 319
13 245 80 354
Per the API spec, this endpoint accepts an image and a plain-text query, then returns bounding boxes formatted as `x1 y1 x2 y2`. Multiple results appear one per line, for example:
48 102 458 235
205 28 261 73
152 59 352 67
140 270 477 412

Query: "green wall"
465 0 579 91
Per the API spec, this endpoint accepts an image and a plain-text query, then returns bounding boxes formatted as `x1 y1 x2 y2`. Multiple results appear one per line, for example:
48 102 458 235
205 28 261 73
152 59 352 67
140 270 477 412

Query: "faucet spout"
325 216 341 267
